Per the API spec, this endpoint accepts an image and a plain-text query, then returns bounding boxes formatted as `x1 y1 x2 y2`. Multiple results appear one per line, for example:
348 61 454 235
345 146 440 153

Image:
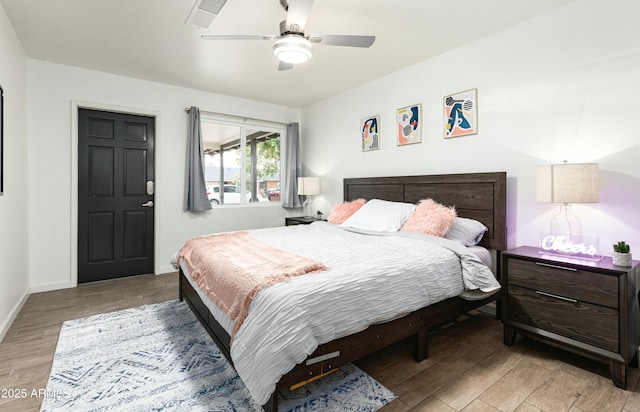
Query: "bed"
178 171 507 411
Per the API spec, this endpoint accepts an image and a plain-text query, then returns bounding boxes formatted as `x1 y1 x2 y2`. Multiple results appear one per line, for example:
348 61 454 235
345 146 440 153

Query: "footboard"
179 269 231 360
279 310 426 387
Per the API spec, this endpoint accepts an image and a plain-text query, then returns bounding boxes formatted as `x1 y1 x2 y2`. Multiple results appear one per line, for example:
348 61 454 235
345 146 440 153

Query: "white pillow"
444 217 488 246
340 199 416 232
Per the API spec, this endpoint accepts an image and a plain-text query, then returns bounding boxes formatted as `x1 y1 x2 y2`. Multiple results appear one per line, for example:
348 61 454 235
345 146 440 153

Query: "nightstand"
501 246 640 389
285 216 326 226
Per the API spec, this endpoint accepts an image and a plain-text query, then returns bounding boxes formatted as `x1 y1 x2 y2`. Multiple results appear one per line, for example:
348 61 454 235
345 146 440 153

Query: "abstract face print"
361 115 380 151
444 89 477 138
397 104 421 145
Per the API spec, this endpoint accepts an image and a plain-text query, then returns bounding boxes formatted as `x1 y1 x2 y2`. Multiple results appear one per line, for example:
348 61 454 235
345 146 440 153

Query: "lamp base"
303 196 313 218
550 204 582 237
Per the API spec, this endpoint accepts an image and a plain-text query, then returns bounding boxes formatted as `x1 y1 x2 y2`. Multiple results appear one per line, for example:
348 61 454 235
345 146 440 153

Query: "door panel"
89 147 114 196
124 121 148 141
88 211 115 262
88 117 114 139
78 109 155 283
123 211 147 259
124 149 147 195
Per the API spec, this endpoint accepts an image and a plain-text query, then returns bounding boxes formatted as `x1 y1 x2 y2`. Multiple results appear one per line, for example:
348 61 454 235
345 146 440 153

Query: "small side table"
285 216 326 226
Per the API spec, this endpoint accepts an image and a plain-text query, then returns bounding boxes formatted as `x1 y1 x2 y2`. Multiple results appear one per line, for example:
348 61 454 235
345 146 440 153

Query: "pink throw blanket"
178 231 328 339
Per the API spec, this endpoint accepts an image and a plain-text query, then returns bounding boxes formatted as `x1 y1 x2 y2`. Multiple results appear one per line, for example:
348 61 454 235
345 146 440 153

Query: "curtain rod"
184 107 288 126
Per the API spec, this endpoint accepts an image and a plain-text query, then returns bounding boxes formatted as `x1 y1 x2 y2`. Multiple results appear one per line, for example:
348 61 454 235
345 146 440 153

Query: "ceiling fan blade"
201 34 276 41
309 34 375 48
278 61 294 71
285 0 314 32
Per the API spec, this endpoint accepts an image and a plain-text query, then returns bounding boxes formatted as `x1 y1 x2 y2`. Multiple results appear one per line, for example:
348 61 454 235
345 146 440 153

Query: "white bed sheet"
180 240 494 338
468 245 492 268
178 221 499 404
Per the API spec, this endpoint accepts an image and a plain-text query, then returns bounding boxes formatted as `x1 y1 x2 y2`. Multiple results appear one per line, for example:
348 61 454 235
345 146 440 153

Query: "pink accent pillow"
400 199 457 237
328 198 366 224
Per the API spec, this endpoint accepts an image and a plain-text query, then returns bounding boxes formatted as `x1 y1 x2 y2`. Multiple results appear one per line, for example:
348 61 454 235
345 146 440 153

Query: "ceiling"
1 0 576 108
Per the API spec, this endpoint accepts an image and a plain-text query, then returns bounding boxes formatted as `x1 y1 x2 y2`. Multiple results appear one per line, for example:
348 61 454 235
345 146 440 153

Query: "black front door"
78 109 155 283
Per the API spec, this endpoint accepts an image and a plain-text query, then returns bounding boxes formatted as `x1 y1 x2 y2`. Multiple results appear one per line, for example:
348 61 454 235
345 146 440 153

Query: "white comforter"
192 221 499 405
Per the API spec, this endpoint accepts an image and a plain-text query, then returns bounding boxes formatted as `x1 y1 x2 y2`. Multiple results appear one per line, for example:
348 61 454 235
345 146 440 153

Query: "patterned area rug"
41 300 396 411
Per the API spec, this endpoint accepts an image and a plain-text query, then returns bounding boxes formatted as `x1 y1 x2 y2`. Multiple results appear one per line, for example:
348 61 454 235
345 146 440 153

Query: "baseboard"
30 280 75 293
156 265 177 275
0 286 30 343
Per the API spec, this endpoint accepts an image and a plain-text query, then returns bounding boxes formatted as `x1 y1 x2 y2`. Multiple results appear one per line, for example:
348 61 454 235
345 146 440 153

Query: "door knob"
142 201 154 208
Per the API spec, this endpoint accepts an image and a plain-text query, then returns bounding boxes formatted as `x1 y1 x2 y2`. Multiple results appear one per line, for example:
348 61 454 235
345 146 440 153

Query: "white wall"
27 61 300 291
302 0 640 257
0 5 30 340
5 0 640 332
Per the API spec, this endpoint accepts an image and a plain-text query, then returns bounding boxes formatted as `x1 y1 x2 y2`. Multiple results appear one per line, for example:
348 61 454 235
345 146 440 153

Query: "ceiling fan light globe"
273 35 312 64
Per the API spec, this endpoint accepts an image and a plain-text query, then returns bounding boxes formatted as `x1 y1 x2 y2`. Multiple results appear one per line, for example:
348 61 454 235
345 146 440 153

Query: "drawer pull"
535 262 578 271
536 290 578 303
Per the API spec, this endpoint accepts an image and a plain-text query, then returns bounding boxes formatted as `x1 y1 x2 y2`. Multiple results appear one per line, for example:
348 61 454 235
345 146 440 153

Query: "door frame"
70 101 160 287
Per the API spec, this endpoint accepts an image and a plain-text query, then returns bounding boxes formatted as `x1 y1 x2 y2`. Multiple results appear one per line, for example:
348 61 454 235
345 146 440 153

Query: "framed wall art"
444 88 477 138
397 103 421 146
360 115 380 151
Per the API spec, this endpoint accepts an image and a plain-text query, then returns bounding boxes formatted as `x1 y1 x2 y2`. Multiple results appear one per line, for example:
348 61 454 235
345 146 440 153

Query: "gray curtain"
184 106 212 211
282 122 302 208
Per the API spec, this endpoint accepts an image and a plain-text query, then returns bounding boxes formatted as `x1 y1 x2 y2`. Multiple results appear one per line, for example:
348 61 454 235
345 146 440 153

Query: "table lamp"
298 177 320 218
535 161 599 238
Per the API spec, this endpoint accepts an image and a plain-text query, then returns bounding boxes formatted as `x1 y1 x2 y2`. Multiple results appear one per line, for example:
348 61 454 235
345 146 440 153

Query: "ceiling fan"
201 0 376 70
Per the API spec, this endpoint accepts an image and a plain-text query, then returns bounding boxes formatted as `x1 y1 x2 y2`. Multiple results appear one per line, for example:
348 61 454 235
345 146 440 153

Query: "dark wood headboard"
343 172 507 251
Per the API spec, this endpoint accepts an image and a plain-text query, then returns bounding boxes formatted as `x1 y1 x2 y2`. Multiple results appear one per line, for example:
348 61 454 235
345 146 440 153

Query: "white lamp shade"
535 162 599 203
298 177 320 196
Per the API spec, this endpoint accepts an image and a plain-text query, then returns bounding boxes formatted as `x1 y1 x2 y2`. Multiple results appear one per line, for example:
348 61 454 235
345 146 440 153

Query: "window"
201 117 284 206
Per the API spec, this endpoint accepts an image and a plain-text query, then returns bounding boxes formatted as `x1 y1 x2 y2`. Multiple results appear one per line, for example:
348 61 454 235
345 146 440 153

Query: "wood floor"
1 272 639 412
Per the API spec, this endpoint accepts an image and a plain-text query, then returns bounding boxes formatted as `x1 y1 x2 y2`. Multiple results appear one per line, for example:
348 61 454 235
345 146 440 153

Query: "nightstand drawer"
508 259 618 308
508 285 619 352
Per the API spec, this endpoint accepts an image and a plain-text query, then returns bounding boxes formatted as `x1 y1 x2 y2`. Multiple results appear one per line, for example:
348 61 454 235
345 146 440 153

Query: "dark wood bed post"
263 394 277 412
416 322 428 361
494 250 503 320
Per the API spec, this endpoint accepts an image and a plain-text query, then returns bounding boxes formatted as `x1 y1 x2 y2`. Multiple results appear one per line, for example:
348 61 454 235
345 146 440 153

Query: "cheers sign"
539 234 599 258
